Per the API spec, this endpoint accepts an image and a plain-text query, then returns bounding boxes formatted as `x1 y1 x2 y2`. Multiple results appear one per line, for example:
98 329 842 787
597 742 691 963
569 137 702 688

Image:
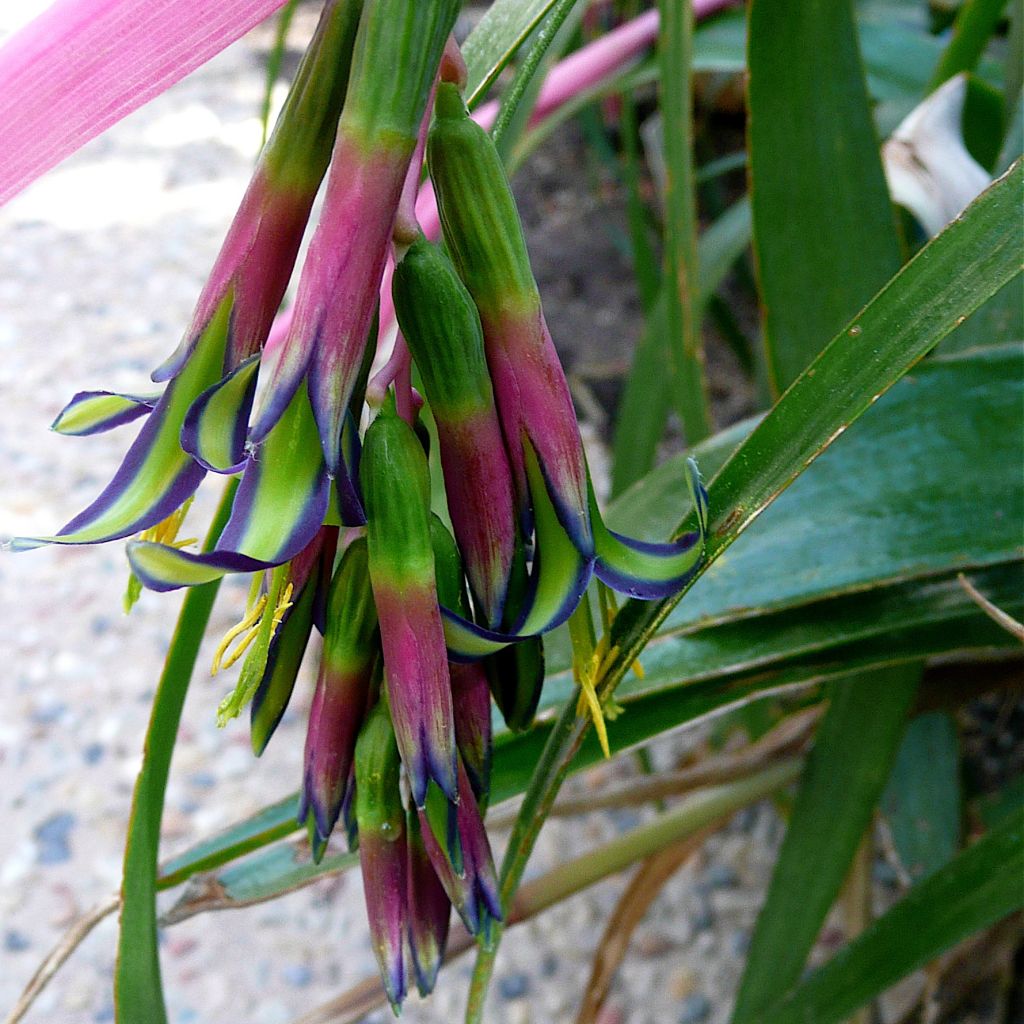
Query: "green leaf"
881 711 962 882
114 480 237 1024
461 0 562 108
158 793 299 889
930 0 1010 91
490 0 582 154
474 165 1021 1023
162 843 357 925
748 0 902 393
607 342 1024 635
756 808 1024 1024
731 665 920 1023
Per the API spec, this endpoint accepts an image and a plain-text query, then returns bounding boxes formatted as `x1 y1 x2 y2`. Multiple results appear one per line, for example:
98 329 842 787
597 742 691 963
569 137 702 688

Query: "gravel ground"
0 9 998 1024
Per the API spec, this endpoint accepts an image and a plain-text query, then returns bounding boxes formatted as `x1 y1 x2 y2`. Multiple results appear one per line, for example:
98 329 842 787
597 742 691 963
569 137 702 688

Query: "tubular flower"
419 761 503 946
250 525 338 755
249 0 461 487
361 403 458 807
298 537 380 853
405 806 452 997
353 697 408 1012
11 1 361 552
429 517 492 804
426 81 709 661
392 236 517 628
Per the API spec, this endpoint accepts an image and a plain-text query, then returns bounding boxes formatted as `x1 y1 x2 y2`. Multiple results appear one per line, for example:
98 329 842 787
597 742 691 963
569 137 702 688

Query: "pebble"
678 992 712 1024
498 972 531 1000
4 930 30 952
689 893 714 933
281 964 313 988
729 929 751 957
82 742 105 765
669 966 697 1000
33 811 76 864
701 863 739 890
30 701 67 725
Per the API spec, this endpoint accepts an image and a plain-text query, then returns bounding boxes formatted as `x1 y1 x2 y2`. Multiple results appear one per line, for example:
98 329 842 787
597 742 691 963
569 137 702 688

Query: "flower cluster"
14 0 707 1009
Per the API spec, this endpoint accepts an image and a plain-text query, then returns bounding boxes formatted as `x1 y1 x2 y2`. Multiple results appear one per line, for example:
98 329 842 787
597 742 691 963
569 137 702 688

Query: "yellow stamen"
211 595 267 675
210 574 295 676
123 498 197 614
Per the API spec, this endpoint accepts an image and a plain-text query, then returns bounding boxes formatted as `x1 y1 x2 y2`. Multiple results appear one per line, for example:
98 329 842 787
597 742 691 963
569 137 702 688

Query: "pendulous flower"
360 401 458 807
298 536 380 852
427 81 709 662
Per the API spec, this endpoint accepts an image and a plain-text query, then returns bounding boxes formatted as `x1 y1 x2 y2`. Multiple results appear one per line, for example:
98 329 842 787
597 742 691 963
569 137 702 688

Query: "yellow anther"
576 667 611 759
210 573 294 676
124 499 197 615
139 497 195 546
270 582 294 629
211 595 268 675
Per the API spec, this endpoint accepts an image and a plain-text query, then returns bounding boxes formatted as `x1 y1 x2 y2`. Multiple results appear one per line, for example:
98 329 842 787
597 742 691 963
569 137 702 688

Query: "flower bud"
298 537 379 848
428 82 591 552
406 806 451 996
361 403 458 806
250 0 462 479
354 697 407 1011
429 517 492 802
418 761 502 946
394 236 517 627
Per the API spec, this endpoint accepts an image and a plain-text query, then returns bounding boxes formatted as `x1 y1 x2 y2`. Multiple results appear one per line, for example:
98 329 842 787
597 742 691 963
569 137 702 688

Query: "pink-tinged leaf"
0 0 289 206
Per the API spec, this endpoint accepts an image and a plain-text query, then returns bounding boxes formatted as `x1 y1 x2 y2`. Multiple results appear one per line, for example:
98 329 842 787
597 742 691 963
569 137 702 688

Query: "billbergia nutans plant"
2 0 1022 1022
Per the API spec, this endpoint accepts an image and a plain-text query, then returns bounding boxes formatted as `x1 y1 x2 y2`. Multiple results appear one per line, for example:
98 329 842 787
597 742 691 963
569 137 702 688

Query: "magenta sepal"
450 662 493 805
357 827 408 1011
154 175 314 382
298 538 379 844
418 761 502 945
406 807 451 997
376 584 459 807
482 301 592 554
249 137 410 474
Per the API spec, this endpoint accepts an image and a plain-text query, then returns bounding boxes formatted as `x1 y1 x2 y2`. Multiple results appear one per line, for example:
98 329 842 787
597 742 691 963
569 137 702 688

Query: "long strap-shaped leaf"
114 481 237 1024
755 807 1024 1024
730 665 920 1022
733 2 915 1014
749 0 901 394
465 164 1024 1019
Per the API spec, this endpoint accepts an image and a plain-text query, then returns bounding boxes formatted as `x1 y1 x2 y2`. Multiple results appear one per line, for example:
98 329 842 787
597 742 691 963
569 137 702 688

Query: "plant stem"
658 0 710 443
114 479 238 1023
299 759 801 1024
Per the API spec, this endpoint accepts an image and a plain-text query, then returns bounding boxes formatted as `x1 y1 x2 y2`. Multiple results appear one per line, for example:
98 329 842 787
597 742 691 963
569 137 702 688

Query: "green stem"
465 752 801 1021
114 479 238 1023
465 696 582 1021
511 759 801 916
658 0 711 443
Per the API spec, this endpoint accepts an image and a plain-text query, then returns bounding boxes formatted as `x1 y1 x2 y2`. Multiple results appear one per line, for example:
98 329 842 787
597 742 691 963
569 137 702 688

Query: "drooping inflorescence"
13 0 707 1010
